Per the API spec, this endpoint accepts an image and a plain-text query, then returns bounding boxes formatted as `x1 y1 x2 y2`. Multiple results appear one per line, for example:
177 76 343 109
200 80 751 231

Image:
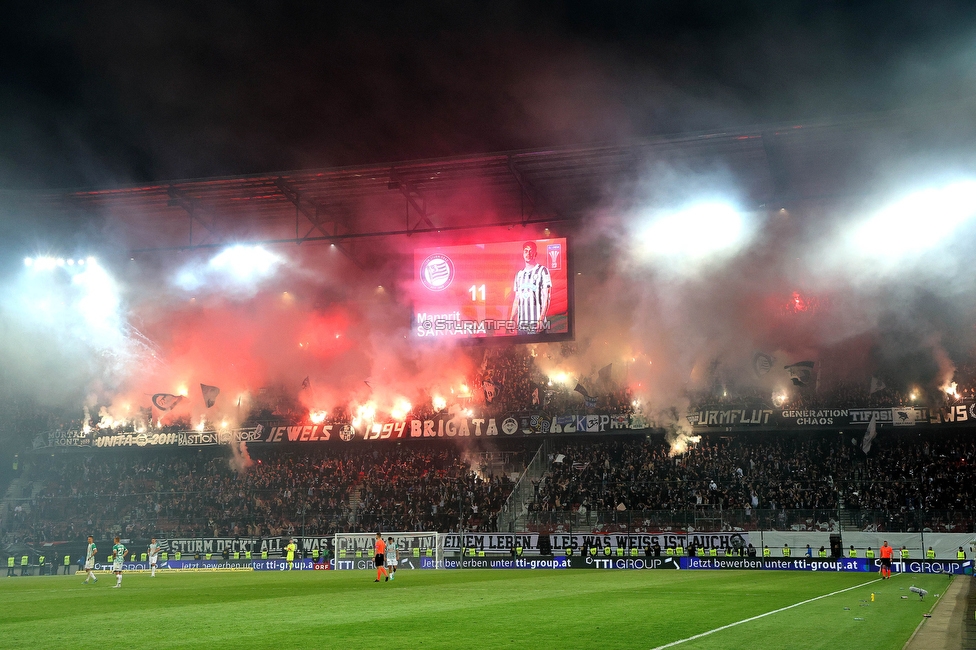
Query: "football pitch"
0 569 952 649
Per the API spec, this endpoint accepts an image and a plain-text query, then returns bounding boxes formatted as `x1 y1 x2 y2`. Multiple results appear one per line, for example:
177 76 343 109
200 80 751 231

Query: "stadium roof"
6 105 974 258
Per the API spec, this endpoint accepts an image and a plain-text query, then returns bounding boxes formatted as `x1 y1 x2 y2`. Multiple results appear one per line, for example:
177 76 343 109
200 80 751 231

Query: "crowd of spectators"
532 435 841 518
6 428 976 544
529 431 976 533
356 447 512 533
4 443 518 545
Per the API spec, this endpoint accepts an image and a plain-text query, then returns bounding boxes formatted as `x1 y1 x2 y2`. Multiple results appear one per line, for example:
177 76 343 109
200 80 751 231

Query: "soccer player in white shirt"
83 536 98 584
111 537 128 588
510 242 552 334
386 537 398 580
148 538 160 577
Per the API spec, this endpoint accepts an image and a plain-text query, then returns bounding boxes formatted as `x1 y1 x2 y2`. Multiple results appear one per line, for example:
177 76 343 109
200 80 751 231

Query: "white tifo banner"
332 532 440 570
444 532 751 552
446 532 973 558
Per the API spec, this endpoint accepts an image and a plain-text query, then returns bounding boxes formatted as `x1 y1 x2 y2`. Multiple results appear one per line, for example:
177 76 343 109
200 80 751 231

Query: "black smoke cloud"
4 2 976 188
2 2 976 446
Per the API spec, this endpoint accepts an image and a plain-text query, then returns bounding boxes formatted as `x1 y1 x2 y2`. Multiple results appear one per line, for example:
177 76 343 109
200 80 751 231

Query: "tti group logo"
420 254 455 291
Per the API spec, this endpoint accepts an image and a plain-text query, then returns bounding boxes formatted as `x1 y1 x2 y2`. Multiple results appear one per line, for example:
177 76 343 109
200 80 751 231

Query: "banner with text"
443 532 751 552
687 402 976 432
41 400 976 449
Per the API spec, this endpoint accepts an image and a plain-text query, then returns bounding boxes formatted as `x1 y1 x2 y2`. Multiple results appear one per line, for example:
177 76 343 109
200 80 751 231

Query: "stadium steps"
837 508 859 531
497 441 550 533
348 486 361 524
0 472 33 533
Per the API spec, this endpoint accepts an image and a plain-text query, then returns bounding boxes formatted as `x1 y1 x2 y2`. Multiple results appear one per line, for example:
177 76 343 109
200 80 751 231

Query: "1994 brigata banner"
44 413 651 448
40 400 976 448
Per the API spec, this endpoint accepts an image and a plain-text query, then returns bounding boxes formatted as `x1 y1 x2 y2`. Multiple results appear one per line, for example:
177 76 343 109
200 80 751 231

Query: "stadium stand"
524 432 976 534
4 429 975 546
4 444 520 544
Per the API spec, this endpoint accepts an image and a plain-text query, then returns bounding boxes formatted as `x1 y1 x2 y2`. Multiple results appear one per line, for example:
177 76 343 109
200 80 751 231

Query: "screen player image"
511 241 552 334
411 237 570 341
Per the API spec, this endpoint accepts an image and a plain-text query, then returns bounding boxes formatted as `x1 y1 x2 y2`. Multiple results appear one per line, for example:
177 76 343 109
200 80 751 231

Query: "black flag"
301 376 310 390
200 384 220 408
784 361 815 386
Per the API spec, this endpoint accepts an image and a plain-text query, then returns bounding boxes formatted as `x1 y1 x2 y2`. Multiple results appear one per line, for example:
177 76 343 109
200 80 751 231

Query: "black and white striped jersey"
513 263 552 330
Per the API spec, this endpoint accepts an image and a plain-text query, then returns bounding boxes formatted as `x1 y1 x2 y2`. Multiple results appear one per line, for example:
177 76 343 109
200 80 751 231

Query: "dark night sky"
2 1 976 189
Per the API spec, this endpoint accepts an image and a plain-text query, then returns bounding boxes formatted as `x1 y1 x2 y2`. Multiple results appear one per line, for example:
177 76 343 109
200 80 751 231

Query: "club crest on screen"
420 253 455 291
546 243 562 270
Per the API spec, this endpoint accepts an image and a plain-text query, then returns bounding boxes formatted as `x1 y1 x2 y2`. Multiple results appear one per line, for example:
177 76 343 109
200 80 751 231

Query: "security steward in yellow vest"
848 546 857 558
20 555 29 576
6 556 15 577
818 546 827 558
957 547 966 560
63 554 71 574
37 555 45 576
602 545 611 557
762 546 771 558
782 544 791 558
900 547 910 560
926 547 935 559
865 547 875 559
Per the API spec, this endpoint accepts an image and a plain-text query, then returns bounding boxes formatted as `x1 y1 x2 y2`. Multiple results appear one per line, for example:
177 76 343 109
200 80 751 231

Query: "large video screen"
412 238 573 341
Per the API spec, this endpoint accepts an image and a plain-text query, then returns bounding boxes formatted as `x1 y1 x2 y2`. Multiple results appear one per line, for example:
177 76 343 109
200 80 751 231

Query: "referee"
374 532 390 583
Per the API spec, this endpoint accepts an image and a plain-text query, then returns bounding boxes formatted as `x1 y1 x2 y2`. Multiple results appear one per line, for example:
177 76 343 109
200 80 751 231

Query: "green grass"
0 569 953 649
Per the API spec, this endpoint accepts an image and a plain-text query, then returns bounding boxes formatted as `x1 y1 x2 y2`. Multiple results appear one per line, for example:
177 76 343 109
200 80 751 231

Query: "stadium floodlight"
634 202 751 271
209 244 282 281
846 180 976 267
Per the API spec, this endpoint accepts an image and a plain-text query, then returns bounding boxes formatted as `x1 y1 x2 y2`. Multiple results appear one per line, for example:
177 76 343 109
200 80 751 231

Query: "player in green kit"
386 537 398 580
148 538 160 577
111 536 128 588
83 536 98 584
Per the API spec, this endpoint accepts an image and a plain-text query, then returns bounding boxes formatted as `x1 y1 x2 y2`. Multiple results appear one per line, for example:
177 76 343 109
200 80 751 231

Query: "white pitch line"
649 577 885 650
